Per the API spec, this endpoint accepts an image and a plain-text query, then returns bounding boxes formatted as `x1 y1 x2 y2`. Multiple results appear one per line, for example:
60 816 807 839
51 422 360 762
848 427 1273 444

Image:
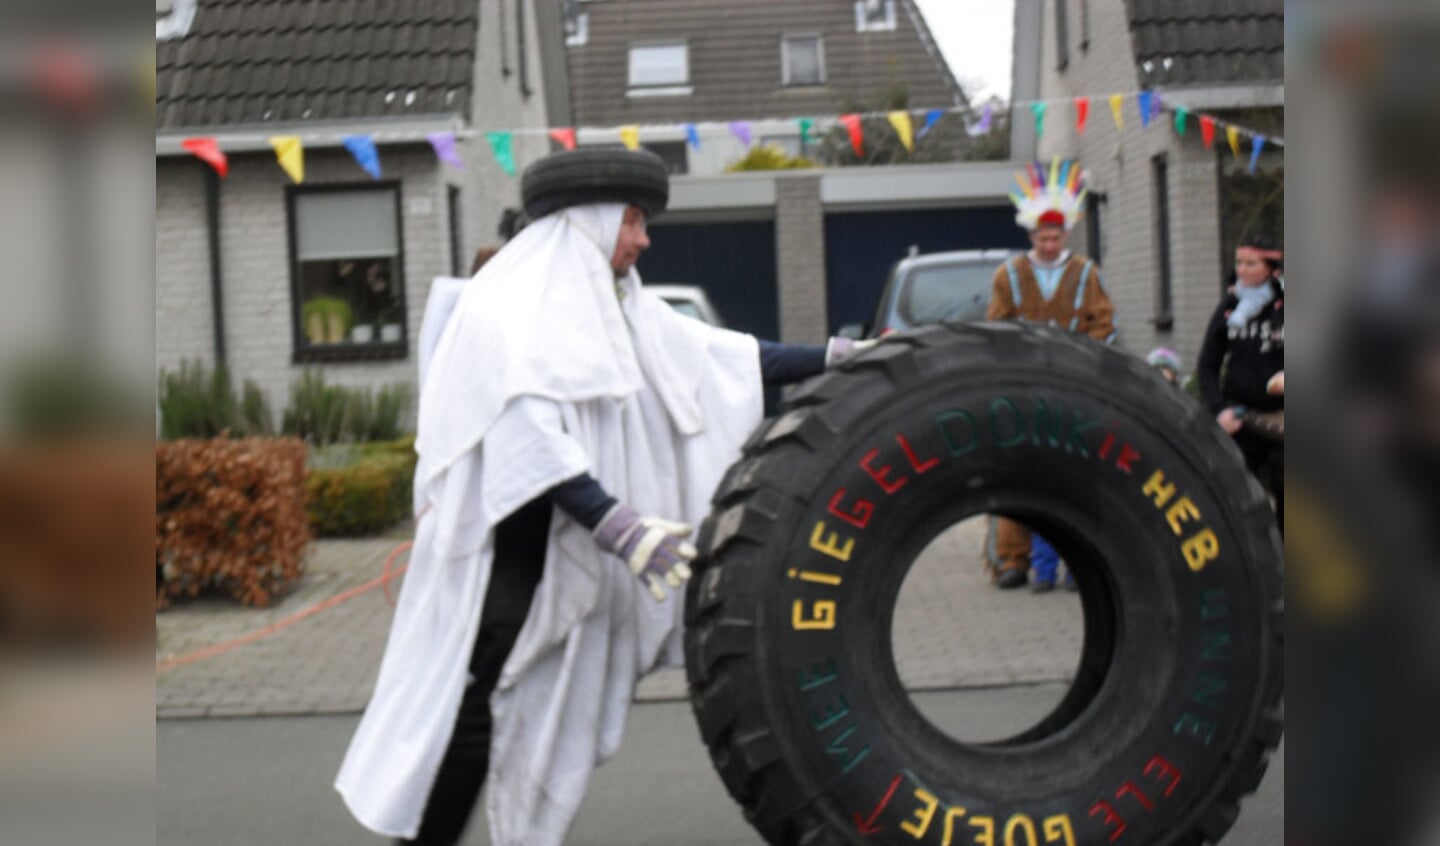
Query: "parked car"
838 249 1018 339
648 284 724 327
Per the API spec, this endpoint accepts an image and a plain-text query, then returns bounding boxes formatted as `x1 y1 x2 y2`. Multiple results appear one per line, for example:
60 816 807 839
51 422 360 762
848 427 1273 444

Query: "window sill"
626 85 693 98
293 342 408 364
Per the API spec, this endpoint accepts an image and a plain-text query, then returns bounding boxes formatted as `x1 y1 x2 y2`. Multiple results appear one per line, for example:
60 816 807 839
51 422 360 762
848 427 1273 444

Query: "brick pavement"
156 517 1081 719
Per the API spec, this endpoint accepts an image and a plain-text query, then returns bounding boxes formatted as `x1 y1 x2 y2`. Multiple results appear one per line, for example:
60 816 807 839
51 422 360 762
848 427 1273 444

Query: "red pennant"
181 137 229 178
1200 115 1216 150
1074 97 1090 135
548 127 576 151
839 113 864 157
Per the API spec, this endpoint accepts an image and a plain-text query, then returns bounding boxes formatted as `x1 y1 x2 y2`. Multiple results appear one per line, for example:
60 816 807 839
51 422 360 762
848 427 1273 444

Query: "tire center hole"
889 514 1094 746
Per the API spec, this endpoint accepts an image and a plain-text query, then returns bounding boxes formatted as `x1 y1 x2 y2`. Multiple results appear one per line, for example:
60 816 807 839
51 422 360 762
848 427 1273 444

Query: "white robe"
336 205 763 844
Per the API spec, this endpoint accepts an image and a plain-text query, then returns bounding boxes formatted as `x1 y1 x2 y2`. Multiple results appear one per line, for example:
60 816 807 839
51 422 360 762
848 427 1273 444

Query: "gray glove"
592 504 695 602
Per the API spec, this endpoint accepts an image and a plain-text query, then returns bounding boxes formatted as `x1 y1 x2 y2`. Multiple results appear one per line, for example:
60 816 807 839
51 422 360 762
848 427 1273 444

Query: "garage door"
824 206 1028 334
638 219 778 339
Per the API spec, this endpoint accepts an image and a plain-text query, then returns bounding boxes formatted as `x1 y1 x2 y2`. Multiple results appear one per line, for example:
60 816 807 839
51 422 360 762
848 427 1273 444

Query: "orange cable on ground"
156 540 413 674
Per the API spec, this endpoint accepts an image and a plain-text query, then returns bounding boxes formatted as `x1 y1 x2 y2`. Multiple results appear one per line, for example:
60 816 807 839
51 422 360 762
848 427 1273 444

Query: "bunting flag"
167 93 1284 187
887 111 914 152
917 108 944 140
485 131 516 176
839 113 863 157
427 132 464 169
342 134 381 179
548 127 576 151
619 125 640 151
1199 115 1216 150
966 103 993 137
269 135 304 183
181 136 228 178
1137 90 1154 127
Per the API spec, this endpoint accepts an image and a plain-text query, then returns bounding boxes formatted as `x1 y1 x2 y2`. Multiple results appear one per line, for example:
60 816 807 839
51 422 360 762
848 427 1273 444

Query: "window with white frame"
855 0 896 32
782 35 825 85
288 185 407 359
564 11 588 46
628 43 689 88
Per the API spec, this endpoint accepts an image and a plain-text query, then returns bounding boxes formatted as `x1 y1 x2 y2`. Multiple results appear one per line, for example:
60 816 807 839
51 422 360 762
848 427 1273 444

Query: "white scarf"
1228 279 1276 330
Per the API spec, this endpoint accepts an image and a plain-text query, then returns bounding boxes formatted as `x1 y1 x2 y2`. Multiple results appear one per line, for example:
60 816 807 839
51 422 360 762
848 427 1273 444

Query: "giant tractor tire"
684 323 1283 846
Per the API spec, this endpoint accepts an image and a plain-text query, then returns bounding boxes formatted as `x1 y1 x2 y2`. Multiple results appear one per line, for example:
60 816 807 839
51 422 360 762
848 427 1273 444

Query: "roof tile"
157 0 478 129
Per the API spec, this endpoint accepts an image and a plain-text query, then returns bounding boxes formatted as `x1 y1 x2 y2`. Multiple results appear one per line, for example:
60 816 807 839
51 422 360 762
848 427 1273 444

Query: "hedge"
156 438 310 609
306 436 417 537
0 443 152 645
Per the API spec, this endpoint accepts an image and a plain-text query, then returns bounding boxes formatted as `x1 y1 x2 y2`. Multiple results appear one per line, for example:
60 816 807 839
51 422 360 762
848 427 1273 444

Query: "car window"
665 299 703 320
898 262 995 326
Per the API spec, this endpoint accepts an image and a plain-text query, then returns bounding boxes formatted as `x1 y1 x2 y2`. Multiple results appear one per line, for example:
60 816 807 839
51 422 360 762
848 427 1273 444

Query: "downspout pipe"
203 164 227 367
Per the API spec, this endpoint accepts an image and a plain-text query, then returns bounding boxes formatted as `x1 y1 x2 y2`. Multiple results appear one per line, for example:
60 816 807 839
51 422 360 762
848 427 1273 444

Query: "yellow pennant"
270 136 304 183
886 111 914 152
1226 125 1241 159
619 125 640 151
1108 94 1125 130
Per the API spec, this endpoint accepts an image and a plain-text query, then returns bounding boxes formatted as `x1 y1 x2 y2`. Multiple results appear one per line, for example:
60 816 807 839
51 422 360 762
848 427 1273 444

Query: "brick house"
557 0 1038 343
561 0 965 174
155 0 570 422
1011 0 1284 366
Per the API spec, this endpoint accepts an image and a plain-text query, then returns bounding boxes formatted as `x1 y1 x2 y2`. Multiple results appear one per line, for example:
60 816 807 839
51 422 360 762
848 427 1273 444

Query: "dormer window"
855 0 896 32
627 42 691 96
156 0 197 40
782 35 825 86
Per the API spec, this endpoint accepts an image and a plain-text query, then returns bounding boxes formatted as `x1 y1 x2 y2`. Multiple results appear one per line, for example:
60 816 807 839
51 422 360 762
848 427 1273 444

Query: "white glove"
825 336 879 367
592 504 696 602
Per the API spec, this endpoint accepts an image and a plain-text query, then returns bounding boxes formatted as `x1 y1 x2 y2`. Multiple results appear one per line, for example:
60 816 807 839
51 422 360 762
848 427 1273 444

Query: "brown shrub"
0 442 153 648
156 438 311 609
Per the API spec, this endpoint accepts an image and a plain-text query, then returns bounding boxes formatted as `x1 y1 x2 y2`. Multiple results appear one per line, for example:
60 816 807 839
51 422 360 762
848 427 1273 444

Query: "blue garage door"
638 220 779 339
824 206 1029 334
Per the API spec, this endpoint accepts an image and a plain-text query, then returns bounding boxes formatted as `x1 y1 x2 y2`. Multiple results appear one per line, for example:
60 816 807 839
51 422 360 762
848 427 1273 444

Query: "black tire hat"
521 148 670 220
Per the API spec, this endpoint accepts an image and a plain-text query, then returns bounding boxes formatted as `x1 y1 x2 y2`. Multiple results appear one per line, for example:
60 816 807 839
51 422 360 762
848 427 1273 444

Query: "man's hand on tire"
825 337 879 367
592 504 695 602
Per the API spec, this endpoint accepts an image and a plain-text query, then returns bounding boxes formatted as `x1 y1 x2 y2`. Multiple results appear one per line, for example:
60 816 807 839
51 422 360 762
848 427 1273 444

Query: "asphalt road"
157 684 1282 845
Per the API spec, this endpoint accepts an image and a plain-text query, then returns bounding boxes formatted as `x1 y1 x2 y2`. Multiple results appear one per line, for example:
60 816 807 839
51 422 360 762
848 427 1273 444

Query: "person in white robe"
337 150 871 846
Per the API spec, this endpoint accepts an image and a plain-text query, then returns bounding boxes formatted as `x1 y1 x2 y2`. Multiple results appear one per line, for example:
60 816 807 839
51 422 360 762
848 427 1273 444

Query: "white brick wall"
1033 0 1226 373
155 0 558 432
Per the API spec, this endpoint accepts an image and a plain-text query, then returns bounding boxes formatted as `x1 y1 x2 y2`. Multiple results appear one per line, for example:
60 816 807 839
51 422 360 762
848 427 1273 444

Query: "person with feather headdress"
984 158 1117 592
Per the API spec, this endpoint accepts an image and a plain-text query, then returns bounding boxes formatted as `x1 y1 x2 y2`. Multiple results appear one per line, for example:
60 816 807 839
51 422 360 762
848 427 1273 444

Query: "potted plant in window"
302 297 354 345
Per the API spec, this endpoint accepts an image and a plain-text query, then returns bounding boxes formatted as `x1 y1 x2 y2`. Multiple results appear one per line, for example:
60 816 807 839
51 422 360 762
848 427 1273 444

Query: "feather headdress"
1010 157 1088 231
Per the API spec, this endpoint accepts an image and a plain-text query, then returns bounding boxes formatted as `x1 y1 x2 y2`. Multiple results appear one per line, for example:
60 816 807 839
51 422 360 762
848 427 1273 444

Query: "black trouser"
402 496 552 846
1236 430 1284 533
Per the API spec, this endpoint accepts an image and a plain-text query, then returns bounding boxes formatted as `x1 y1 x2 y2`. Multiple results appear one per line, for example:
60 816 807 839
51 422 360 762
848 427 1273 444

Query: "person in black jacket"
1197 235 1285 522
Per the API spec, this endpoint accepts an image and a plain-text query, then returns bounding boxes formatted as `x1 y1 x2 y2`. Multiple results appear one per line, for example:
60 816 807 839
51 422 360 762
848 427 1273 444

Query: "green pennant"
797 118 814 145
1174 107 1189 136
485 131 516 177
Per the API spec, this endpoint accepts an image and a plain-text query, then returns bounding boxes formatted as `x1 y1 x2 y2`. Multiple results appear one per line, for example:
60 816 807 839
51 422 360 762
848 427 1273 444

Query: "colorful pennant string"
485 131 516 176
342 134 381 179
887 111 914 152
548 127 576 151
181 136 228 178
269 135 303 183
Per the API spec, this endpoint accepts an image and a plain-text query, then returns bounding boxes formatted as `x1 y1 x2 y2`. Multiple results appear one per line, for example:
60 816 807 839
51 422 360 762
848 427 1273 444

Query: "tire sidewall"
750 364 1273 844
